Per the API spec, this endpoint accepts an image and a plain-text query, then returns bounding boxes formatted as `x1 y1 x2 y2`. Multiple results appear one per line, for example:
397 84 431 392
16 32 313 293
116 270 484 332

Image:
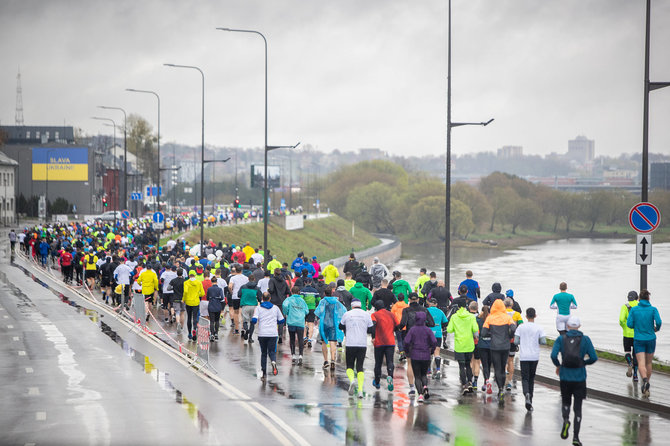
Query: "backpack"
88 254 95 265
561 334 585 368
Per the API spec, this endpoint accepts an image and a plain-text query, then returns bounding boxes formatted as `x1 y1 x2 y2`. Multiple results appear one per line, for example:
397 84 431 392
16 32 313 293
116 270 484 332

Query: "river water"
392 238 670 361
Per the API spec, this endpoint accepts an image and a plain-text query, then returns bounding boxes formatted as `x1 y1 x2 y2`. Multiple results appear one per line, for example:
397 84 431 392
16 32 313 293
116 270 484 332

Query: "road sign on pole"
636 235 652 265
121 209 131 219
152 211 165 230
629 202 661 233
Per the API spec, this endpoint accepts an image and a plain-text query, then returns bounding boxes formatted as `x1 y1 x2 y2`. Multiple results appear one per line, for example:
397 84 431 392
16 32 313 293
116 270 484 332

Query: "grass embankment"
545 338 670 374
161 215 380 264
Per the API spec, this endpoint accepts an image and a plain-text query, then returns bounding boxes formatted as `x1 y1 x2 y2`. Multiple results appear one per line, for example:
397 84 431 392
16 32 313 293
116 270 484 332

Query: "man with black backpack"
550 316 598 446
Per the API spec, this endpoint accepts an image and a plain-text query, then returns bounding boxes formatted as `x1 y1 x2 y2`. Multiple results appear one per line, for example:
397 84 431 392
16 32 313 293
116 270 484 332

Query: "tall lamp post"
217 26 299 259
97 106 127 210
125 89 161 213
200 157 231 249
163 63 205 251
445 0 493 290
640 0 669 290
92 116 118 228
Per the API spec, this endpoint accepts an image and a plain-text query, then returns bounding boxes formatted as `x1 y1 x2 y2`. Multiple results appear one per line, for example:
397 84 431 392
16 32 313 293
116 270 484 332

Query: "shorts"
85 270 97 279
509 344 518 356
230 299 240 310
560 380 587 401
634 338 656 354
173 301 185 312
144 293 154 304
556 314 571 331
623 337 634 352
473 345 481 360
100 278 111 288
305 309 316 323
454 351 473 362
162 293 174 309
241 305 256 325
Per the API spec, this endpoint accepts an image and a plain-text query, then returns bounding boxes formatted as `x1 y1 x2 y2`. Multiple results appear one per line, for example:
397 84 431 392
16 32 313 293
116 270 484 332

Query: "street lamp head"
164 63 176 67
216 27 232 31
483 118 495 126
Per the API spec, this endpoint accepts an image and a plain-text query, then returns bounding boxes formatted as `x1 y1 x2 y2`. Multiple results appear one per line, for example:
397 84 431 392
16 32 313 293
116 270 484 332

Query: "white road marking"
3 315 8 318
13 336 19 341
18 350 26 356
28 387 40 395
8 324 13 328
35 412 46 421
504 428 530 438
25 367 33 373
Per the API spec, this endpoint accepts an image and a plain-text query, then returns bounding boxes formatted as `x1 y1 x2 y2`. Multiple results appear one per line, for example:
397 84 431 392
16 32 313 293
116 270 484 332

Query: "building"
651 162 670 191
497 145 523 159
1 125 102 217
567 135 595 165
0 151 18 226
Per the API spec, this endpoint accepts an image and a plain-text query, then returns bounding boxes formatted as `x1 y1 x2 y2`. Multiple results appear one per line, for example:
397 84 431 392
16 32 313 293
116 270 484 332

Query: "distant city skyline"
1 0 669 158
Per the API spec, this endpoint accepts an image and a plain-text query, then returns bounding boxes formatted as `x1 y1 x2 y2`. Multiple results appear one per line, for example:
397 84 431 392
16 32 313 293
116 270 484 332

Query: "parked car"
97 211 123 221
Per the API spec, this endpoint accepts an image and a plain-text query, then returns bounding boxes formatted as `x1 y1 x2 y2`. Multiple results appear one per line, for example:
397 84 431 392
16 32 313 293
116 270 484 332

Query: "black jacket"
397 302 435 330
268 275 290 306
372 288 397 311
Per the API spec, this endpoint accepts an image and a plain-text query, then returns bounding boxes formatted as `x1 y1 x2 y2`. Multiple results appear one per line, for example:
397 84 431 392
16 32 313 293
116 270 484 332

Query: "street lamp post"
164 63 205 252
217 26 299 260
445 0 493 290
92 116 118 228
44 148 56 222
125 89 161 213
97 106 127 210
200 158 231 249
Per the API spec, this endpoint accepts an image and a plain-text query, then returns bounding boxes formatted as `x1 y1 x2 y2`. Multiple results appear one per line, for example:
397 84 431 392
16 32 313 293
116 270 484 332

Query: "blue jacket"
627 300 662 341
291 257 304 273
550 330 598 382
282 294 309 328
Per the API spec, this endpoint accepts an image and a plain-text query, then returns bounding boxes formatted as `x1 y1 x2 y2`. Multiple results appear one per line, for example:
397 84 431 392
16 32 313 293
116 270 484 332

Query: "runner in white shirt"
251 292 285 379
339 299 374 398
228 265 249 334
514 307 547 411
113 260 133 308
160 265 178 323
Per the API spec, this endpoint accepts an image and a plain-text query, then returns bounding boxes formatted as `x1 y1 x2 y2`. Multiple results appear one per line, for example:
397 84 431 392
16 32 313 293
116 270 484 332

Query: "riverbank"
160 215 380 263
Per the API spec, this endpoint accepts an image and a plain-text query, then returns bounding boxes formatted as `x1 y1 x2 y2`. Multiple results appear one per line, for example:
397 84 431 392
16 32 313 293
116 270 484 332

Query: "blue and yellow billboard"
32 147 89 181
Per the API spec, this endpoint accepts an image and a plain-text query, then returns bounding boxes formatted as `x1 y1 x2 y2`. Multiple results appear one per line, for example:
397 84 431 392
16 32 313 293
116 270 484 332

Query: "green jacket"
392 279 412 303
619 300 638 338
446 307 479 353
414 275 430 298
350 282 373 310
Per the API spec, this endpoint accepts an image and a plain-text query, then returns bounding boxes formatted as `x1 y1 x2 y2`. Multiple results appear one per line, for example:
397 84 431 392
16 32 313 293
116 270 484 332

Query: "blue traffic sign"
131 192 142 201
152 212 164 223
629 202 661 234
121 209 131 219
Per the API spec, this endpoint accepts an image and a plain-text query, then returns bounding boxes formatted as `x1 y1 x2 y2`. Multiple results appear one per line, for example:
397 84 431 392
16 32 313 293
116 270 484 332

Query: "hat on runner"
312 256 317 260
351 299 362 308
373 257 379 263
207 254 215 261
627 291 638 301
505 289 514 298
188 270 196 277
196 264 203 270
566 316 581 329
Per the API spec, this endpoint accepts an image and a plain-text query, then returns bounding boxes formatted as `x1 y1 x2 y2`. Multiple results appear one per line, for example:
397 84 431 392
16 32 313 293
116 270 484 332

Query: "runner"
504 297 524 391
228 264 249 334
369 257 388 291
251 292 285 380
476 305 492 394
238 275 262 343
322 260 339 286
396 293 435 397
83 248 99 290
300 276 320 348
404 311 438 403
314 288 347 370
168 268 186 332
339 298 374 398
390 271 412 304
426 298 448 379
160 264 178 323
413 268 430 302
334 279 354 310
446 296 479 395
283 286 309 364
459 270 480 302
350 280 373 311
137 264 159 322
206 277 225 341
372 279 396 311
551 317 598 446
550 282 578 335
481 299 516 405
619 290 639 381
371 300 396 391
183 270 205 341
468 301 481 390
514 307 546 411
626 289 662 398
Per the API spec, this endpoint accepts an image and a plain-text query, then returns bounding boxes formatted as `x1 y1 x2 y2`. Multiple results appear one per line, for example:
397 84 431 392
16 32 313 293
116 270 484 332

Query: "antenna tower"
15 68 24 126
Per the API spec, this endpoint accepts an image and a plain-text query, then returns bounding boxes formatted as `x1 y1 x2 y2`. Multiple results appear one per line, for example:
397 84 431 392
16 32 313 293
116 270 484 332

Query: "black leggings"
479 348 491 382
346 346 367 372
411 359 431 391
373 345 395 381
455 352 473 385
491 349 509 392
288 326 305 355
258 336 278 373
520 360 538 398
561 380 586 438
186 305 200 335
209 311 221 336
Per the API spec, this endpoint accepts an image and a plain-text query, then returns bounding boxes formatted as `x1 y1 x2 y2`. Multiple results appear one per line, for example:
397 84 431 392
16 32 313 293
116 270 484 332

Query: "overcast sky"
1 0 669 158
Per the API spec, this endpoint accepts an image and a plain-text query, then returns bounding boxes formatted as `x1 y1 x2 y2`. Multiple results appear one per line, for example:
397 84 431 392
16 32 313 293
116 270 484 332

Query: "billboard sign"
250 165 280 189
32 147 89 181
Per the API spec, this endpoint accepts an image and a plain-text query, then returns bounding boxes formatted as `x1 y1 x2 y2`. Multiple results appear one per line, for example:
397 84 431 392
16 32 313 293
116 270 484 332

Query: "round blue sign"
629 202 661 233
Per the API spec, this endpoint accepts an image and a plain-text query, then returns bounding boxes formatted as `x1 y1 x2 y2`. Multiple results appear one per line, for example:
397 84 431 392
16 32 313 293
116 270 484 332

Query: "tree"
452 182 492 231
407 196 446 239
487 186 518 232
559 192 582 233
450 199 474 238
127 114 158 184
505 196 542 234
582 190 616 232
344 182 396 233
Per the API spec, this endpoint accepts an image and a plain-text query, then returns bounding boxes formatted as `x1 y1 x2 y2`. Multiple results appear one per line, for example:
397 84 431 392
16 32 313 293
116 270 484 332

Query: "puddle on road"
4 259 212 436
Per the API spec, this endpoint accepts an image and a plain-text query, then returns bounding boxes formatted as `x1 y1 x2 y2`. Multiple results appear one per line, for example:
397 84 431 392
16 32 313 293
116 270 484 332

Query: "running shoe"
292 354 297 364
164 317 169 323
423 386 430 400
561 419 571 439
248 338 254 344
323 361 330 369
214 334 219 341
472 380 478 391
408 387 416 397
462 385 470 396
506 383 512 392
357 391 364 399
387 376 394 391
626 363 633 378
486 381 493 394
468 382 473 393
192 330 197 339
398 352 406 362
330 361 336 370
209 335 214 342
308 340 312 349
418 394 424 403
241 330 248 340
433 370 441 380
348 381 357 396
633 372 639 382
498 391 505 406
234 329 240 335
372 379 380 390
643 381 650 398
572 437 582 446
525 393 533 411
272 361 278 376
298 355 303 365
176 323 182 333
277 337 282 344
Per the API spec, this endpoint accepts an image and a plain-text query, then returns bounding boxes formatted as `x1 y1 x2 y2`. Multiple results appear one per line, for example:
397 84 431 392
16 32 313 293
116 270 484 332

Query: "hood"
336 286 347 292
456 307 472 319
484 299 514 327
491 299 506 315
415 312 427 325
324 296 340 304
638 300 651 307
260 301 273 309
353 282 364 289
492 282 502 293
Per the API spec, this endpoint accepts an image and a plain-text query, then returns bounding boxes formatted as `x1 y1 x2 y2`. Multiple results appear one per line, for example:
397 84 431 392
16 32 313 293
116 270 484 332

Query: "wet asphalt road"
1 250 668 445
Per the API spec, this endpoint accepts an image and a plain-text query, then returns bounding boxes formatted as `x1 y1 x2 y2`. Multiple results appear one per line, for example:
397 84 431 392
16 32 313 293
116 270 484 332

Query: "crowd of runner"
8 221 663 446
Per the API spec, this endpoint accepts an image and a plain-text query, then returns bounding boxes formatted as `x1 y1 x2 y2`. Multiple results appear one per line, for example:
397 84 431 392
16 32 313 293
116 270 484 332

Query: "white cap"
207 254 216 261
566 316 581 329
